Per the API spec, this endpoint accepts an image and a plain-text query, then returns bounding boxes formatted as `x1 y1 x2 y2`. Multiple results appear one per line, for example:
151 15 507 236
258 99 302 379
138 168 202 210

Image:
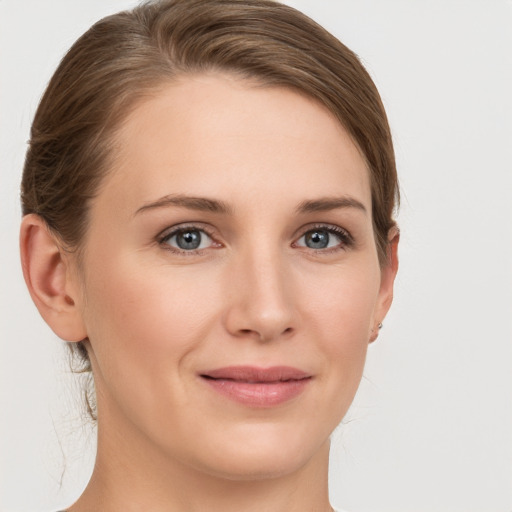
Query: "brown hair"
21 0 399 416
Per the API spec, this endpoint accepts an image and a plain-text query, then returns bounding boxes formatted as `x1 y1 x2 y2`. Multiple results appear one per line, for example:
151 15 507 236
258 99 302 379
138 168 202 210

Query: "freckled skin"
70 73 396 511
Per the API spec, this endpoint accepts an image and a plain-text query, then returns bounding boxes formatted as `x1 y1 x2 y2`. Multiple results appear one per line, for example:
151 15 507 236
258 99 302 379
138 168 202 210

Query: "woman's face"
74 73 396 479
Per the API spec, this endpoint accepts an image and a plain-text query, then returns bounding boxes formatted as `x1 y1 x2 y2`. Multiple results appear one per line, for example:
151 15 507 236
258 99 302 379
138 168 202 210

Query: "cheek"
302 262 380 389
303 260 380 339
80 252 222 385
79 254 229 439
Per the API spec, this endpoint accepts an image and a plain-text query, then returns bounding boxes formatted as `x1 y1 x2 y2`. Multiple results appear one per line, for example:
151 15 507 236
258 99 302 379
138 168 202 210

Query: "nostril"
235 326 294 341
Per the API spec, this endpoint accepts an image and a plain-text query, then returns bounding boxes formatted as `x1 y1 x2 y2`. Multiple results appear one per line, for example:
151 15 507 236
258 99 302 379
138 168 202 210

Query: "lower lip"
202 377 311 407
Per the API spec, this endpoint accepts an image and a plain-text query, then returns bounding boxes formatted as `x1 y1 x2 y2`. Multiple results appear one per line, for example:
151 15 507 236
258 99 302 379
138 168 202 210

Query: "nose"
223 247 297 343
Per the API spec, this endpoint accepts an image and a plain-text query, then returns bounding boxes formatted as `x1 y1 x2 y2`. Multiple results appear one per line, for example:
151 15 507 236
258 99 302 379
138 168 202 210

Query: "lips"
200 366 311 407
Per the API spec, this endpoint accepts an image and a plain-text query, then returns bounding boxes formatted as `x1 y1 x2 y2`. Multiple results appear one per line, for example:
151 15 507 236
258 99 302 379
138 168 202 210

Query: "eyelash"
157 224 219 256
294 223 355 253
157 223 354 255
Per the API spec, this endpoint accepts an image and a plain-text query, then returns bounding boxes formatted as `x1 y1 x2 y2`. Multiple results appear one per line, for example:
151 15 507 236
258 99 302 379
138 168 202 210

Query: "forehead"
99 73 371 216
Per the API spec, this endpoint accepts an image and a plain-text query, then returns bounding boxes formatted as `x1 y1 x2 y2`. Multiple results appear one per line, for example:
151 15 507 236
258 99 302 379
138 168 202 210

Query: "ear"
20 214 87 342
369 226 399 343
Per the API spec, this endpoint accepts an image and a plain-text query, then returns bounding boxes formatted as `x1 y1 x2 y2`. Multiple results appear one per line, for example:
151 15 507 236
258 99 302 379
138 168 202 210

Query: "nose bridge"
225 238 296 341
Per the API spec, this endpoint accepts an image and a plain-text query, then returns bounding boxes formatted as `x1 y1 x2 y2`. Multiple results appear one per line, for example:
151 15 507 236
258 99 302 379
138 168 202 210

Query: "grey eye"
296 228 346 250
164 228 212 251
176 230 202 250
304 230 330 249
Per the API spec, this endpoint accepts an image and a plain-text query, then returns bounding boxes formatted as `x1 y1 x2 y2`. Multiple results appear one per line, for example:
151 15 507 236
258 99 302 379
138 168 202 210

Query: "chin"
199 450 317 482
187 422 330 481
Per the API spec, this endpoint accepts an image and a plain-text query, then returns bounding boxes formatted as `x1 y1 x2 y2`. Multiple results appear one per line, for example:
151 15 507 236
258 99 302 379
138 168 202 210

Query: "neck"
70 414 332 512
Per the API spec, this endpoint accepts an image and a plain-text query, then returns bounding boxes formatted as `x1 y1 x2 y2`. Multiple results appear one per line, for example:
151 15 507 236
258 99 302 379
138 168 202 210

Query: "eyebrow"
135 194 367 217
296 196 367 214
135 194 233 216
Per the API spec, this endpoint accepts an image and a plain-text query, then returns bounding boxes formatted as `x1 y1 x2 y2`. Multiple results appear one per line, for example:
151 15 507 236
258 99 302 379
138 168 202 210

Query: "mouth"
199 366 312 407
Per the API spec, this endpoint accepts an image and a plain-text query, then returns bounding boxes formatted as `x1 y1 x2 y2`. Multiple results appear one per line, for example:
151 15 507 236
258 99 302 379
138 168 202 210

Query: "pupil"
306 230 329 249
177 230 201 250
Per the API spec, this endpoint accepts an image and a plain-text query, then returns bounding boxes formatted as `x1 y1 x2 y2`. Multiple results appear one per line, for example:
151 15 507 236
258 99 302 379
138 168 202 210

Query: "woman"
19 1 399 511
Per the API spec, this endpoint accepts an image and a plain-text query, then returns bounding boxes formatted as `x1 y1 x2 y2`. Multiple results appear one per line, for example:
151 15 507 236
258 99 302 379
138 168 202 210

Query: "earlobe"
20 214 87 342
369 227 400 343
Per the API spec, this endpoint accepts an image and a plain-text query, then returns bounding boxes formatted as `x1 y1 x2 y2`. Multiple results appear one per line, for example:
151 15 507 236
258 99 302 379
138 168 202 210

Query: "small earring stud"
378 322 383 329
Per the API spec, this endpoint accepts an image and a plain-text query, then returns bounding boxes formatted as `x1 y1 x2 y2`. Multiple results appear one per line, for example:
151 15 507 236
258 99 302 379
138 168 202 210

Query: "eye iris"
176 230 201 250
305 230 329 249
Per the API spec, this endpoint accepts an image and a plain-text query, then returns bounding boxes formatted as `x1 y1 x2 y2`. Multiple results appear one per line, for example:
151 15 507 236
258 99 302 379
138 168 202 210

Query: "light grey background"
1 1 511 511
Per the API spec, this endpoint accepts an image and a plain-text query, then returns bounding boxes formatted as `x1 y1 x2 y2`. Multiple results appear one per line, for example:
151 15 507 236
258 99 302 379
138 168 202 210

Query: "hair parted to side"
21 0 399 418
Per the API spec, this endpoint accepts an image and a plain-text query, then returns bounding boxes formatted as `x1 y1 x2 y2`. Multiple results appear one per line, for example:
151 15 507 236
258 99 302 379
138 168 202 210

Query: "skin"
20 73 398 512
